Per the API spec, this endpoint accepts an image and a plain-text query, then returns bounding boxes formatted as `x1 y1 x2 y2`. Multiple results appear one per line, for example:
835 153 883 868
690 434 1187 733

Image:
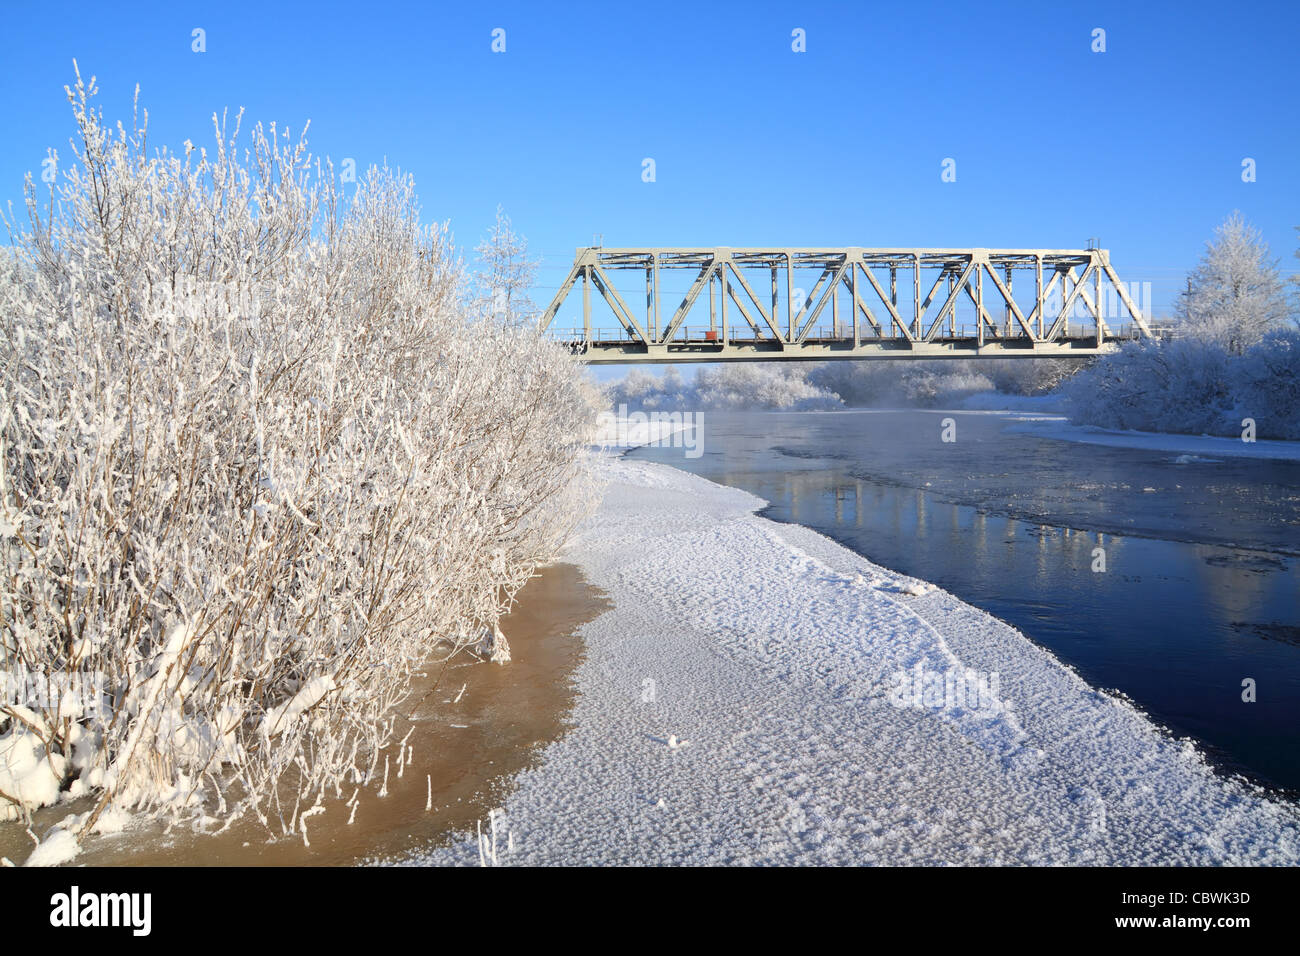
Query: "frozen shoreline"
958 393 1300 461
394 454 1300 865
1002 417 1300 462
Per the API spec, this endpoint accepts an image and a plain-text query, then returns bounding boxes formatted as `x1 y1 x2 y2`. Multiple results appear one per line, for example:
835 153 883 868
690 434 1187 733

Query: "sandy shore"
394 454 1300 866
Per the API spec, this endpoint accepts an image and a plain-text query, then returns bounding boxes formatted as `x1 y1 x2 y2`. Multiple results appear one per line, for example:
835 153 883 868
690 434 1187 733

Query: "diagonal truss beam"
840 269 885 336
1046 262 1098 340
723 260 787 343
590 263 649 342
794 261 848 343
723 269 764 335
1102 259 1151 336
658 263 713 344
981 262 1039 340
855 263 914 341
924 260 976 341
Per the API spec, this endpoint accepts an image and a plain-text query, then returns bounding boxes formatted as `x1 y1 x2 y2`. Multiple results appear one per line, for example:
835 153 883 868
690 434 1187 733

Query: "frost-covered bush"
895 366 995 405
981 358 1083 396
608 366 691 411
1229 328 1300 439
807 361 994 407
693 363 840 410
1061 339 1236 434
606 359 1013 412
1061 329 1300 439
606 363 839 412
0 70 601 840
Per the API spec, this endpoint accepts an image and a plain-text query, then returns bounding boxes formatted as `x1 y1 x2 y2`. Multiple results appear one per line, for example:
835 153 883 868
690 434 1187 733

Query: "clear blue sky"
2 0 1296 349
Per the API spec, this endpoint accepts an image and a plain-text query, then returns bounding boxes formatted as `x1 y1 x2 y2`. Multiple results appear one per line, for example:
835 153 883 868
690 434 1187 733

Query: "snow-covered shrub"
981 358 1084 396
606 363 839 412
806 361 891 405
0 69 601 839
1231 328 1300 439
1062 332 1300 440
608 366 691 411
693 363 840 410
1061 338 1235 434
607 359 1011 413
896 366 995 405
807 361 993 407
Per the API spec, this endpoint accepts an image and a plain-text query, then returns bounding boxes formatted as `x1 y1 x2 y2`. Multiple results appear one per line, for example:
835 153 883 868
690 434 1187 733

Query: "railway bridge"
539 246 1153 364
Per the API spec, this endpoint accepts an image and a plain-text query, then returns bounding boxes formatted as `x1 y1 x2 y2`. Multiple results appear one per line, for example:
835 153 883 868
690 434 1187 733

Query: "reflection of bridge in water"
540 246 1155 364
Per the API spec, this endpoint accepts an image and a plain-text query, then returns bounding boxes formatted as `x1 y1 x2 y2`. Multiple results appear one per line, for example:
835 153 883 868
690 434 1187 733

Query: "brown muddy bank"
0 562 607 866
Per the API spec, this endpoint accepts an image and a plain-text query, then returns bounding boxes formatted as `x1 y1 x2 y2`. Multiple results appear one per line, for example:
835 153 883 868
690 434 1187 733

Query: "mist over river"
630 409 1300 793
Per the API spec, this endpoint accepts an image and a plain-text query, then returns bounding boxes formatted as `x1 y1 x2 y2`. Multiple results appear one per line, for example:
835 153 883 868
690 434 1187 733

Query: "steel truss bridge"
540 247 1154 363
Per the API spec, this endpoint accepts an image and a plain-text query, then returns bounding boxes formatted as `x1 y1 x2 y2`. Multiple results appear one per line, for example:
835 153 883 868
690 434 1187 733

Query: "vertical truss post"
948 271 956 335
976 265 984 347
832 275 840 338
851 257 860 344
709 269 717 335
720 262 728 343
646 266 653 342
771 264 779 343
1061 267 1071 338
1095 258 1103 346
582 264 592 341
1004 264 1013 336
785 252 794 342
653 254 661 340
913 255 921 338
1035 256 1044 338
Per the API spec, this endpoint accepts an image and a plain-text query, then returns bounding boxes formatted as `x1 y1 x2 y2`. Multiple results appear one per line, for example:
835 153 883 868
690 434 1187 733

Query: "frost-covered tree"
1293 224 1300 309
1177 211 1292 353
0 67 601 848
474 205 539 328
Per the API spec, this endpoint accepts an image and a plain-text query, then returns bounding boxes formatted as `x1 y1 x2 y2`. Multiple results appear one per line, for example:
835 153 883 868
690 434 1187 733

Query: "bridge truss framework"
540 247 1153 363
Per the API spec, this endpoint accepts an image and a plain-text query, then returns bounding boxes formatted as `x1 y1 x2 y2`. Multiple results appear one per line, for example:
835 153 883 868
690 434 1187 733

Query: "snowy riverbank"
1001 417 1300 462
394 454 1300 865
959 394 1300 461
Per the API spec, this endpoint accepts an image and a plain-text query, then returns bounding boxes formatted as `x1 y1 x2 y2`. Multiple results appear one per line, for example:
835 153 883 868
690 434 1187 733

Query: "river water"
630 409 1300 793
